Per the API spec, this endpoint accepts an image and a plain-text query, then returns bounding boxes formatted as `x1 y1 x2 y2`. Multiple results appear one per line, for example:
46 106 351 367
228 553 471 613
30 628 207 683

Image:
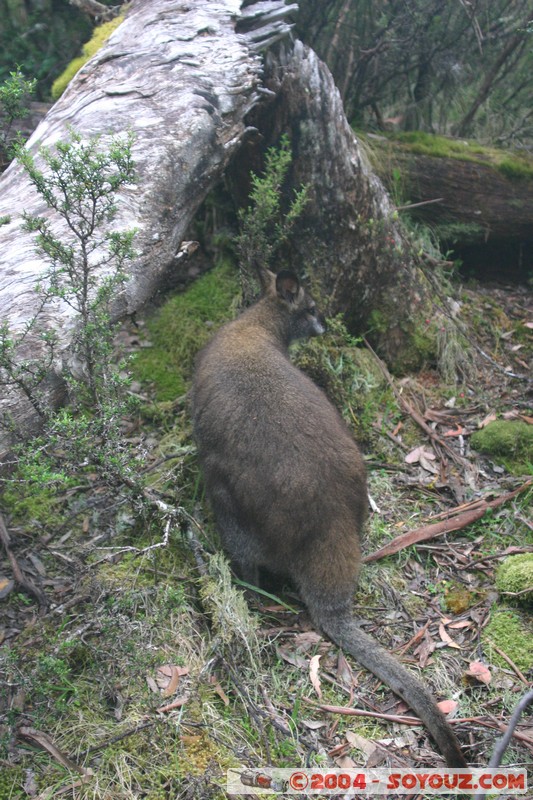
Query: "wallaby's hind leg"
207 484 262 586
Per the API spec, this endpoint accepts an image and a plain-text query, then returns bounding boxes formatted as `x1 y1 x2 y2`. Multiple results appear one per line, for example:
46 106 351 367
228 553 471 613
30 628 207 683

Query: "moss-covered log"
370 135 533 253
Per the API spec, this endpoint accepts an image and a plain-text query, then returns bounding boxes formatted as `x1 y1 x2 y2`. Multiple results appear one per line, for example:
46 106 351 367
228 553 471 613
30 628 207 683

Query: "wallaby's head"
260 269 326 343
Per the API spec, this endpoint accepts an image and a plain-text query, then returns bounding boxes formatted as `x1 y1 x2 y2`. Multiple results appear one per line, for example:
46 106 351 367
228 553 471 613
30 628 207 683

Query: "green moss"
497 157 533 181
394 131 488 159
470 421 533 475
132 262 240 401
369 131 533 182
51 15 125 100
482 610 533 673
496 554 533 606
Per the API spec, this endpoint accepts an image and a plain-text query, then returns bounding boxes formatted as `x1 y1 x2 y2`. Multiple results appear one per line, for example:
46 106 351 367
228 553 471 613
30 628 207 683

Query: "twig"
464 546 531 570
363 480 532 563
304 698 421 726
488 643 531 686
396 198 444 211
94 515 174 560
473 689 533 800
500 587 533 598
0 513 48 609
85 719 155 755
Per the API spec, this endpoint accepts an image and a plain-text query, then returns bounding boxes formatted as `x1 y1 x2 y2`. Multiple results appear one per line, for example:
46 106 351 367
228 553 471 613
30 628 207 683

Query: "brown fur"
192 270 466 767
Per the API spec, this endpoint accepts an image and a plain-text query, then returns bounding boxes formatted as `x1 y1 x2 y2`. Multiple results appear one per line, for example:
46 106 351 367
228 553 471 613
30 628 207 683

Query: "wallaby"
192 269 466 768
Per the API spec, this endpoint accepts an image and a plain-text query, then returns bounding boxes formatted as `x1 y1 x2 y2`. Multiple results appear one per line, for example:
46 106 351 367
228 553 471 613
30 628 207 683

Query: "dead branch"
488 644 531 687
363 480 532 563
0 513 48 608
473 689 533 800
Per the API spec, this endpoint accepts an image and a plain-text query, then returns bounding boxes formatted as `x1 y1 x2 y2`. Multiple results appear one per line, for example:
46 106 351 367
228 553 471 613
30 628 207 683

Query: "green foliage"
470 421 533 475
1 129 141 512
0 68 36 167
497 157 533 181
14 129 136 410
132 261 240 401
0 68 36 123
297 1 533 145
51 15 125 100
496 554 533 606
0 2 95 100
293 315 391 447
235 134 308 301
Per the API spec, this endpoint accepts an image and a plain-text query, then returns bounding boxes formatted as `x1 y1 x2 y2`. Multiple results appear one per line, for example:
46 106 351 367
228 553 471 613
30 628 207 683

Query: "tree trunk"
0 0 296 457
232 40 433 362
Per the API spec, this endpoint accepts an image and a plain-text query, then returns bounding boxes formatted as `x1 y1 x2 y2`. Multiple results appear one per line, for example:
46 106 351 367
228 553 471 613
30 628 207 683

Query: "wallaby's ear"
275 270 300 304
258 268 276 293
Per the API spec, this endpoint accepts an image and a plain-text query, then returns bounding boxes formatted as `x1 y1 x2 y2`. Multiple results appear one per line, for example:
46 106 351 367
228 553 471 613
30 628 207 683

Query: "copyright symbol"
290 771 308 790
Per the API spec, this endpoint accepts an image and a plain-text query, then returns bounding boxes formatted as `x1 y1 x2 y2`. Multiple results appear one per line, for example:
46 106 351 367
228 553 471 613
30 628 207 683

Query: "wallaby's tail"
321 615 466 768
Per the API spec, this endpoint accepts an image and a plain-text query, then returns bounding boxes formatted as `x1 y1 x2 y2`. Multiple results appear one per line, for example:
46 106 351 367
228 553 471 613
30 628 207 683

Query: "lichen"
51 15 125 99
495 554 533 606
482 609 533 673
470 421 533 475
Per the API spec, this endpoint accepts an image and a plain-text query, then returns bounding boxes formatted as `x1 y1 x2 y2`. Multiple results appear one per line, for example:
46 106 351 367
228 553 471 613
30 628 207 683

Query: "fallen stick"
306 701 533 748
363 480 532 563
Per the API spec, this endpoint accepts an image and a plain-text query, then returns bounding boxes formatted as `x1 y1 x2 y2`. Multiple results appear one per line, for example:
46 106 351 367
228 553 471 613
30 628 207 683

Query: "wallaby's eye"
308 306 316 317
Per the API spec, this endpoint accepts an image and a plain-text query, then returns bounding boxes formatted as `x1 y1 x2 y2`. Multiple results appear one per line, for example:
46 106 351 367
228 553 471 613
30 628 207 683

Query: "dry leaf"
293 631 322 651
337 652 354 687
157 695 189 713
479 412 497 428
524 321 533 329
0 577 14 599
20 727 90 775
345 730 377 758
465 661 491 685
448 619 472 630
438 623 461 649
420 454 439 474
414 630 436 668
309 654 322 699
146 676 159 694
437 699 458 716
157 664 189 678
334 754 357 769
276 645 308 670
443 426 466 437
161 665 181 698
209 676 230 706
405 445 425 464
300 719 327 730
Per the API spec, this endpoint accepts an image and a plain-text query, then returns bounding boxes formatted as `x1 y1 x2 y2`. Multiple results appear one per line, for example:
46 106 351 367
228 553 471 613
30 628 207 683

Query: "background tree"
0 0 118 99
296 0 533 146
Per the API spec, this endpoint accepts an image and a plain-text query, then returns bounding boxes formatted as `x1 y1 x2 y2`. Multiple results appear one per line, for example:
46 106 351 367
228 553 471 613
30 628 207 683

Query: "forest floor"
0 270 532 800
